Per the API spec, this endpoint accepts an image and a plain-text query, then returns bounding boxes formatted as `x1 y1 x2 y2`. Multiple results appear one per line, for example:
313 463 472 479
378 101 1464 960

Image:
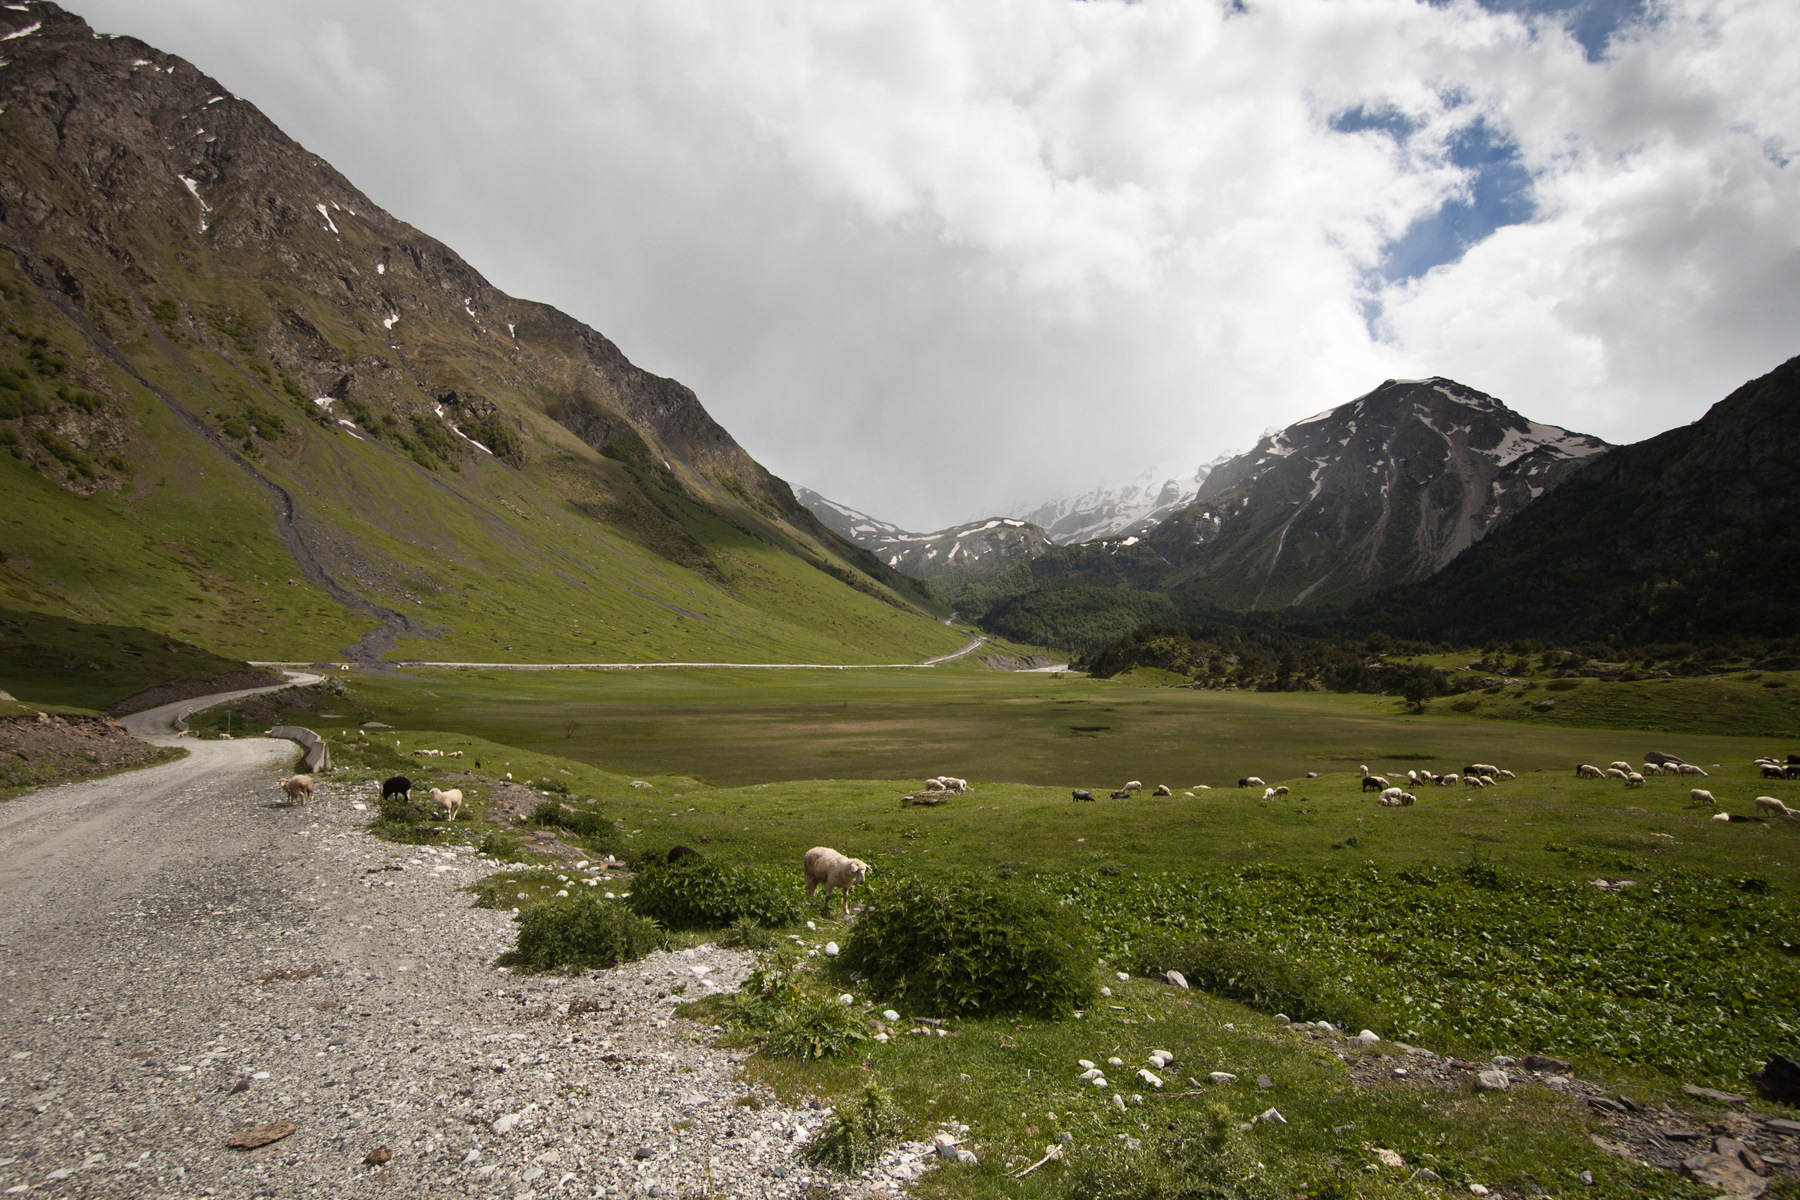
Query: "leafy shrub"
838 874 1096 1017
1062 1102 1275 1200
529 798 618 852
803 1081 905 1173
627 859 804 930
718 948 870 1059
478 829 528 862
1128 933 1385 1032
757 994 872 1060
717 916 777 950
507 893 665 971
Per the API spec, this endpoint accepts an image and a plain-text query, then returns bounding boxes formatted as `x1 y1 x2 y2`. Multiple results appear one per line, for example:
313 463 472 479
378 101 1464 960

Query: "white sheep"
1605 768 1629 781
1271 785 1289 796
277 774 314 805
1380 787 1405 802
1123 780 1143 793
1470 775 1490 788
1497 769 1516 780
1754 796 1795 818
1690 788 1717 807
429 787 463 820
1407 770 1419 784
1153 784 1172 796
1441 773 1459 785
1624 772 1645 788
1263 787 1276 799
803 846 872 916
1609 761 1633 772
1678 764 1709 777
1577 764 1604 778
1640 763 1662 776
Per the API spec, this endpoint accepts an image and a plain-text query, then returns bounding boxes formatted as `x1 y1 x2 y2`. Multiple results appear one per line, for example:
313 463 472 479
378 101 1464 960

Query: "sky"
78 0 1800 530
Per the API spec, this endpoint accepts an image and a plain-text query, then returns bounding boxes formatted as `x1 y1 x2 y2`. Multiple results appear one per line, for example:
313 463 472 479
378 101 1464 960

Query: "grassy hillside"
0 9 958 667
0 605 266 710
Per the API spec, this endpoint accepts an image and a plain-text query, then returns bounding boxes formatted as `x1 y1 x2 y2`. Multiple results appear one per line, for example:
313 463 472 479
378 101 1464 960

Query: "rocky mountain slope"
1145 377 1610 609
0 3 956 666
1364 354 1800 644
1006 459 1228 545
1026 378 1608 612
796 487 1052 580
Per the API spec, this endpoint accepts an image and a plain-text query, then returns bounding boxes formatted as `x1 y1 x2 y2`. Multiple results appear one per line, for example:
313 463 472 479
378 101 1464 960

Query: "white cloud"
78 0 1800 529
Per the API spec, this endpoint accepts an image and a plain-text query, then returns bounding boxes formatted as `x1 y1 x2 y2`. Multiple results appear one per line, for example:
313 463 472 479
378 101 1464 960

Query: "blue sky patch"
1440 0 1651 60
1380 116 1536 283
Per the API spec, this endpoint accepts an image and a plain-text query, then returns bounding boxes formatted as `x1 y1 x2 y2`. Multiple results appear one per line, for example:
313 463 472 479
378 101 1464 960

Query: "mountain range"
1001 459 1230 545
795 489 1052 581
0 3 961 668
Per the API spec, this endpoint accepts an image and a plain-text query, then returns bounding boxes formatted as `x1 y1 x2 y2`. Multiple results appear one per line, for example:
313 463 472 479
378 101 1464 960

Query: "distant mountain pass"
797 488 1052 579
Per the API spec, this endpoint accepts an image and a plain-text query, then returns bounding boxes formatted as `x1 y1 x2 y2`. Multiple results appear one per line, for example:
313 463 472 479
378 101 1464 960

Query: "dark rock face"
1119 378 1608 610
1369 354 1800 643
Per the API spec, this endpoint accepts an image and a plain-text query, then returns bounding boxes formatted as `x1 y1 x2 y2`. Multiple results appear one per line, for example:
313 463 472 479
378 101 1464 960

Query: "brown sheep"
803 846 872 916
277 775 314 805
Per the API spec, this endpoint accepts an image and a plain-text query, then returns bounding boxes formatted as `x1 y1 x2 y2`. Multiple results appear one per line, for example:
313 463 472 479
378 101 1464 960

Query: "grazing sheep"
381 776 411 803
932 776 969 794
1111 789 1132 799
1690 788 1717 807
1605 768 1629 781
1497 769 1516 780
1380 787 1405 802
1641 763 1662 776
1754 796 1795 818
924 777 946 792
1271 786 1289 796
1609 761 1633 773
1441 773 1460 785
1072 789 1095 802
447 750 463 759
803 846 872 916
1624 772 1646 788
1465 763 1500 778
1472 775 1491 788
1306 772 1320 779
277 774 314 805
1407 770 1419 785
1378 791 1417 807
1123 780 1143 793
1153 784 1172 796
667 844 702 863
1678 764 1710 777
1361 776 1391 792
428 787 463 820
1763 764 1788 779
1238 777 1266 788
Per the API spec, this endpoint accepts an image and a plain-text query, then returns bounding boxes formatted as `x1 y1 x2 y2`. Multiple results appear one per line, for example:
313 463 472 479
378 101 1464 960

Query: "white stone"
1209 1072 1237 1084
1357 1029 1380 1043
492 1113 522 1135
1469 1186 1490 1196
1099 986 1112 997
1116 972 1129 982
1111 1093 1127 1112
1475 1070 1510 1092
1091 1076 1109 1088
882 1010 900 1022
1107 1057 1123 1068
838 994 854 1006
824 942 840 957
1078 1059 1095 1070
1079 1068 1103 1080
1257 1108 1287 1124
806 921 816 931
1137 1069 1163 1088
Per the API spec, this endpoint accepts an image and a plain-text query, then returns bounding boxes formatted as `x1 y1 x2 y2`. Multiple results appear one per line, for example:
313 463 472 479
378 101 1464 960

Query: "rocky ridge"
797 488 1052 580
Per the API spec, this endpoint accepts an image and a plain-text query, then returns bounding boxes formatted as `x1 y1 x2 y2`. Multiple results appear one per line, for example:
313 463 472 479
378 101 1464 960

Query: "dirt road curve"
0 686 863 1199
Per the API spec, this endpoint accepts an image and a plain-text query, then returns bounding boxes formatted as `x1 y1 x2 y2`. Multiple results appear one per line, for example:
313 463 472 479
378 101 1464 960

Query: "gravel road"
0 686 880 1199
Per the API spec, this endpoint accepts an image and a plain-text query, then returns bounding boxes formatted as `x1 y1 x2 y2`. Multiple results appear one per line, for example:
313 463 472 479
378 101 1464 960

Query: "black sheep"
667 844 701 864
382 776 411 802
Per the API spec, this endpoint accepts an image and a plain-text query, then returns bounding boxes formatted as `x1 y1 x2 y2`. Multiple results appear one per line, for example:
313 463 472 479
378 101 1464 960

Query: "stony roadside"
0 758 895 1199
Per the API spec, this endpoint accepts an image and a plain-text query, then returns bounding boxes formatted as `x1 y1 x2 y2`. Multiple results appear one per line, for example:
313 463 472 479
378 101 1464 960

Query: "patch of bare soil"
0 711 176 793
104 668 284 716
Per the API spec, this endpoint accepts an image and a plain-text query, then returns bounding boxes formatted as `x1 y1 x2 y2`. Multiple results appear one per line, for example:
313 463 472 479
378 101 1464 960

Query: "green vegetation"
841 874 1097 1018
626 858 806 930
802 1080 907 1173
0 607 264 711
506 892 666 971
1126 933 1380 1032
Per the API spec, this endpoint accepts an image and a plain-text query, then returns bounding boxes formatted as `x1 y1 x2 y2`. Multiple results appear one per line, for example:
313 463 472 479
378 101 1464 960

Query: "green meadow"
162 668 1800 1197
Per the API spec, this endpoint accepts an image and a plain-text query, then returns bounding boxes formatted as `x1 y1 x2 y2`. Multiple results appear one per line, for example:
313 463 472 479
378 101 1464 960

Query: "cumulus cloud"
78 0 1800 529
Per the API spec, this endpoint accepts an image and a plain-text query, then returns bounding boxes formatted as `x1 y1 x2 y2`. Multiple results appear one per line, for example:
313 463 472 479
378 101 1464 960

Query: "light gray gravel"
0 710 899 1199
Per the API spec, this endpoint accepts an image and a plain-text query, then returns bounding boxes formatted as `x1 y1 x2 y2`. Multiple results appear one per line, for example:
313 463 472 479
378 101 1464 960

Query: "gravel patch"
0 748 880 1198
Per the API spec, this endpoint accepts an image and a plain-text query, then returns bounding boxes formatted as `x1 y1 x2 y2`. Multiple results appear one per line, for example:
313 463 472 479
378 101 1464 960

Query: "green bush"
716 916 777 951
507 893 665 972
1128 933 1386 1032
529 798 618 852
478 829 528 862
838 874 1096 1018
1062 1102 1275 1200
757 993 872 1060
467 868 563 909
803 1081 905 1172
627 859 805 930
